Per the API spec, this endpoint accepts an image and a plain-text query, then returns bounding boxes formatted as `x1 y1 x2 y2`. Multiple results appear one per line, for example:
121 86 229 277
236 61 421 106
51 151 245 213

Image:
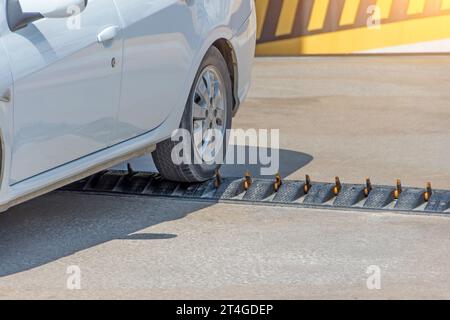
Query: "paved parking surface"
1 193 449 299
0 57 449 299
236 56 450 189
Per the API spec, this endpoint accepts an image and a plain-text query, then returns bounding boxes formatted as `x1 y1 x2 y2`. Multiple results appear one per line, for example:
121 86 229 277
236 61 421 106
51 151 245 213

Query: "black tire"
152 46 233 183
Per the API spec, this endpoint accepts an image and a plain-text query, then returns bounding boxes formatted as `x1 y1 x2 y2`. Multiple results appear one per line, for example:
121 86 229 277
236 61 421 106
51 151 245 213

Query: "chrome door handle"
97 26 119 43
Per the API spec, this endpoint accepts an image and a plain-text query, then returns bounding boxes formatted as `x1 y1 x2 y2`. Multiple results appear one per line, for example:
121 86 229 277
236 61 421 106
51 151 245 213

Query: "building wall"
255 0 450 55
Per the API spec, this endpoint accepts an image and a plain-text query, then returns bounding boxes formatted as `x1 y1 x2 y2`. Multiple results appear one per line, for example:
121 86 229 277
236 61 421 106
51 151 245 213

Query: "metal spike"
214 168 222 189
393 179 402 199
244 171 252 191
127 163 135 177
364 178 372 197
274 172 282 192
333 176 342 196
304 175 312 194
424 182 432 202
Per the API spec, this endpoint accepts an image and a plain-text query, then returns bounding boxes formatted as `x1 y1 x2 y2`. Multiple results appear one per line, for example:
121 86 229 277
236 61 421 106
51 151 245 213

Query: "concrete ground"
0 57 449 299
237 56 450 189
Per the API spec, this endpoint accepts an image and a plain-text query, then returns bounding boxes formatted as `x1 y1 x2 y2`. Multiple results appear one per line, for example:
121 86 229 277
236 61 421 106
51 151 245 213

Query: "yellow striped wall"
255 0 450 55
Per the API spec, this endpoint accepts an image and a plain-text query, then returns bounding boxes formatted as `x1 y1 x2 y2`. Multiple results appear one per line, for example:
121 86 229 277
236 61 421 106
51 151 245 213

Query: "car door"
111 0 201 143
2 0 123 183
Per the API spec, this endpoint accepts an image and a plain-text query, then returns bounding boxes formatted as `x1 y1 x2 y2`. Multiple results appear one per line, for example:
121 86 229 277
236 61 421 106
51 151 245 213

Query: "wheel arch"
211 39 240 116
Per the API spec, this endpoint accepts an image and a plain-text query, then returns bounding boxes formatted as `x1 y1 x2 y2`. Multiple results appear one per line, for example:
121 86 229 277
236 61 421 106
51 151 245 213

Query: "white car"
0 0 256 211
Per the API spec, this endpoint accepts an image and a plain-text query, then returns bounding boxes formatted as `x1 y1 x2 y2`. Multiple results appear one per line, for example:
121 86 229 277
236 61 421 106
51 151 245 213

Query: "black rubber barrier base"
60 170 450 216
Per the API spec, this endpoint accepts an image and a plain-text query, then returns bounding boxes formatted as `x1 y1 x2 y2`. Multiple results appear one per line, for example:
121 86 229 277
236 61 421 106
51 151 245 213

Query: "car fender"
151 26 235 145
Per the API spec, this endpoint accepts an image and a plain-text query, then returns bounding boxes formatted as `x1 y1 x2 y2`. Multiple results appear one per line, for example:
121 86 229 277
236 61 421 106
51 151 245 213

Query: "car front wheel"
152 46 233 182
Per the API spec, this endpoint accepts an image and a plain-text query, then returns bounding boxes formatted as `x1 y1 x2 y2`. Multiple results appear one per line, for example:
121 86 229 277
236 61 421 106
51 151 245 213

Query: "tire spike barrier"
214 169 222 189
364 178 373 197
274 172 282 192
394 179 402 199
303 175 312 194
60 170 450 216
332 177 342 196
424 182 432 202
243 171 252 191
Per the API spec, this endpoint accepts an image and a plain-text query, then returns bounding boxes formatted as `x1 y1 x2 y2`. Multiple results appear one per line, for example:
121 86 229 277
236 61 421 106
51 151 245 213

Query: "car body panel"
0 36 14 188
110 0 253 143
231 3 256 111
1 0 123 183
0 0 255 211
111 0 199 143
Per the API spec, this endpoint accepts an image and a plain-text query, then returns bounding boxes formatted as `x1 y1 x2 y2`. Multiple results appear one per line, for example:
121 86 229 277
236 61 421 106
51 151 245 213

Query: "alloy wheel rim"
192 66 227 161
